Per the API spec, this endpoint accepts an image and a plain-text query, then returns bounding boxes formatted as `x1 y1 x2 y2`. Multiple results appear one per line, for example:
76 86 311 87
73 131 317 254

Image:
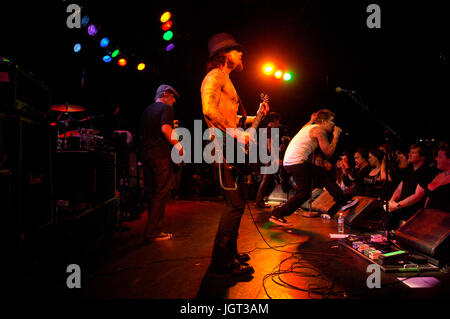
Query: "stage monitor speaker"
302 189 334 213
394 208 450 265
267 183 293 203
344 196 385 231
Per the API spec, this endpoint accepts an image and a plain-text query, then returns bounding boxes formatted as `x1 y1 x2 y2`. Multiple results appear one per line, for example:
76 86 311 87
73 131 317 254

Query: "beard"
227 59 244 72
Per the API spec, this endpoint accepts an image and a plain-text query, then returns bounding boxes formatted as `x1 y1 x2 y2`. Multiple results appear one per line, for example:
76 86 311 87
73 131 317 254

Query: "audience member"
255 112 281 208
364 148 392 199
343 148 371 196
416 144 450 211
388 143 437 228
336 152 355 194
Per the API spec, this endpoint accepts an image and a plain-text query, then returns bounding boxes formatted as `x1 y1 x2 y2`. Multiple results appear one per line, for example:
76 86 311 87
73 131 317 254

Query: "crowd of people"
259 137 449 230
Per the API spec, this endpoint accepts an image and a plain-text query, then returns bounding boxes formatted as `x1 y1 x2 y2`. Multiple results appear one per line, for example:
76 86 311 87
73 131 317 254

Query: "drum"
67 135 80 150
88 135 104 150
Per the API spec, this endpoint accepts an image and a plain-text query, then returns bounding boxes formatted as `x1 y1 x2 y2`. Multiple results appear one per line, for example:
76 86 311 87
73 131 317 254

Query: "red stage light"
162 20 172 31
118 58 127 67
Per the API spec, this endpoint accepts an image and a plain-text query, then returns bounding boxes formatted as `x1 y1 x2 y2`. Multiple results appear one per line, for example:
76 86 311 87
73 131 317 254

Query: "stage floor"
14 199 450 300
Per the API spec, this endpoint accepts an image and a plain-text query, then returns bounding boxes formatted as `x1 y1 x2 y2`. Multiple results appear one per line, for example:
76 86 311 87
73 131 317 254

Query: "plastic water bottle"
338 212 344 233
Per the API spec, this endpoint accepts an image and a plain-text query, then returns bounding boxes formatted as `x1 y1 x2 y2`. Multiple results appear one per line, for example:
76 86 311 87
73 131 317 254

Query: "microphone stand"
341 91 403 246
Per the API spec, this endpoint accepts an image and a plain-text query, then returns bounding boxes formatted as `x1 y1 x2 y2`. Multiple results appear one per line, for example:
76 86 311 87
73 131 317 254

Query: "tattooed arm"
201 69 234 132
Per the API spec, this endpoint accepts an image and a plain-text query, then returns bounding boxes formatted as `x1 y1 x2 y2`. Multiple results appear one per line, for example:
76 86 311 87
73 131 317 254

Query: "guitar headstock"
260 93 269 103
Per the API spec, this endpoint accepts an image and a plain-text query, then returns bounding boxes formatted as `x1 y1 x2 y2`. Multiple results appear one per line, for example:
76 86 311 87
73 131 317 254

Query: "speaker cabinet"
0 60 51 115
0 169 19 251
0 113 55 235
54 150 116 203
344 196 385 231
394 208 450 265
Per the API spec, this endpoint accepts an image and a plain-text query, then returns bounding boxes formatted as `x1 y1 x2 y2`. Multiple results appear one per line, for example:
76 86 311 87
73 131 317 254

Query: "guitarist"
201 33 269 277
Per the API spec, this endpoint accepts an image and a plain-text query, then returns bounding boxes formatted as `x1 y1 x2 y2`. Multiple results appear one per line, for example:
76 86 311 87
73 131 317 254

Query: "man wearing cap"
140 84 182 242
201 33 269 276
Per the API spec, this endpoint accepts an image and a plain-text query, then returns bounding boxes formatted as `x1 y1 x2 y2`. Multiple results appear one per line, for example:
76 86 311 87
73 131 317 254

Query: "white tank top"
283 124 319 166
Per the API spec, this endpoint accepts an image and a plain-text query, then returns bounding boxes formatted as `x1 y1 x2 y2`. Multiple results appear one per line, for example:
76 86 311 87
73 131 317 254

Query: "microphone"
335 126 350 137
336 87 356 95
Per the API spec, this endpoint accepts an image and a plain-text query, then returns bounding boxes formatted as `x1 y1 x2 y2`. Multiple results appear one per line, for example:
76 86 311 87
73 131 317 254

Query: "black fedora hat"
208 33 243 58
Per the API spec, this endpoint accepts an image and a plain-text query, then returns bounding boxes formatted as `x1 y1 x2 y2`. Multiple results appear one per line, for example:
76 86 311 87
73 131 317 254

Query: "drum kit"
51 103 104 151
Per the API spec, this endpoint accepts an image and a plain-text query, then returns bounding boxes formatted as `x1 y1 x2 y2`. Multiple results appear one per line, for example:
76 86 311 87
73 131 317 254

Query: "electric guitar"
224 93 270 176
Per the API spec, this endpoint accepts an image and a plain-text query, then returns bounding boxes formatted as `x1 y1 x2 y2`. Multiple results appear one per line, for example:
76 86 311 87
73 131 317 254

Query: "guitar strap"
237 96 247 128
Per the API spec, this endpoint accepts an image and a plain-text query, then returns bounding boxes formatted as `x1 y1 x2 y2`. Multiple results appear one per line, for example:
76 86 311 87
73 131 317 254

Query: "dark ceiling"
1 0 449 152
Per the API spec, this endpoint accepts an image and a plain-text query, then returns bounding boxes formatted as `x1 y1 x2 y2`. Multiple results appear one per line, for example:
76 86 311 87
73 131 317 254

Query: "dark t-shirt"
400 164 437 200
140 102 174 161
345 164 371 196
423 183 450 211
396 164 438 220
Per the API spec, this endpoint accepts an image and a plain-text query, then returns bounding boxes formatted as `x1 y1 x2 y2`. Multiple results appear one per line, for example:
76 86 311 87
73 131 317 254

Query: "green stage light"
283 72 292 81
111 49 120 58
163 30 173 41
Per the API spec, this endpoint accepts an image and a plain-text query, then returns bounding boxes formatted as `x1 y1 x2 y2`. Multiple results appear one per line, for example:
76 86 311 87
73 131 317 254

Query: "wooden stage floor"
12 199 450 301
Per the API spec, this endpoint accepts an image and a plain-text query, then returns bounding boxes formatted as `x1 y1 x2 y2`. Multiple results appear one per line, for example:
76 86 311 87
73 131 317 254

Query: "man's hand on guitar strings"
257 101 270 117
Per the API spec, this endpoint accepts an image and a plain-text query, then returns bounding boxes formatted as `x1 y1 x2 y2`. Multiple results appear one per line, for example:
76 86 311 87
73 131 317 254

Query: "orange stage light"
262 63 274 74
118 58 127 67
274 70 283 79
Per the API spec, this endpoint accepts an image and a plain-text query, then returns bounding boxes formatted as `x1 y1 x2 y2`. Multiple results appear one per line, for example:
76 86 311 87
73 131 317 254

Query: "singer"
269 109 355 226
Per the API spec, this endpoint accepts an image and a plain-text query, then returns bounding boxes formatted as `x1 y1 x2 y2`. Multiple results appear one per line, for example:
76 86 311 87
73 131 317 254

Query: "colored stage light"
274 70 283 79
160 11 171 23
262 63 274 74
103 55 112 63
162 20 172 31
137 63 146 71
163 30 174 41
166 43 175 51
118 58 127 67
73 43 82 53
81 15 90 27
283 72 292 81
100 37 110 48
111 49 120 58
87 24 98 36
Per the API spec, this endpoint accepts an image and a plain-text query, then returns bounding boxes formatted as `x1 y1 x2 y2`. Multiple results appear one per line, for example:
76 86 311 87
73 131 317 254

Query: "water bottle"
338 212 344 233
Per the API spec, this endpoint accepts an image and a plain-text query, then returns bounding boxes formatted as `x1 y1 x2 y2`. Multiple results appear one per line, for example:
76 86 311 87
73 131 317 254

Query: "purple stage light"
166 43 175 52
88 24 98 36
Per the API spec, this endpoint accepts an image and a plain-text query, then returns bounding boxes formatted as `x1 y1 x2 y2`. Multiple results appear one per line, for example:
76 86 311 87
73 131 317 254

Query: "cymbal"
58 128 100 138
59 130 80 138
51 104 86 112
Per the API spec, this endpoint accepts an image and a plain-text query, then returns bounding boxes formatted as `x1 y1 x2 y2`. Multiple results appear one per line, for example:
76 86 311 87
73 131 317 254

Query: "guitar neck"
250 111 265 131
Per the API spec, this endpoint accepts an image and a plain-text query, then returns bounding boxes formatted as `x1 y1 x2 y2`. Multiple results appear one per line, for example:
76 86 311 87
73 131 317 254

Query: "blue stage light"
74 43 82 53
100 37 110 48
